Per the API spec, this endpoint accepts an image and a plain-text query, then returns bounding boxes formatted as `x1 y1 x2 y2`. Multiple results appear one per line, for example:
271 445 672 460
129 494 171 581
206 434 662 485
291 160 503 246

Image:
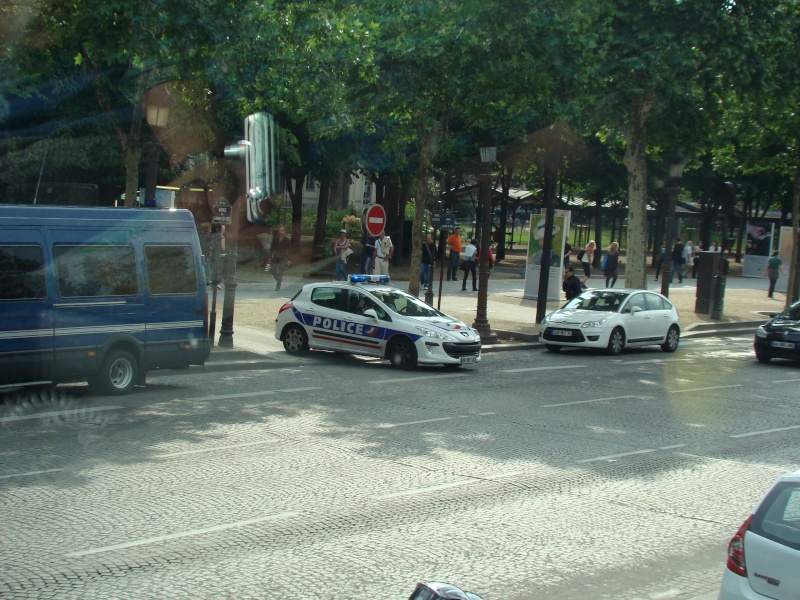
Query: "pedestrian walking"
765 250 785 298
373 230 393 276
562 266 582 300
446 227 463 281
420 233 436 288
669 237 684 283
654 243 666 281
603 242 620 288
360 233 376 274
462 239 478 291
257 225 274 271
683 241 694 278
578 240 595 288
563 241 572 270
271 225 291 291
332 229 351 281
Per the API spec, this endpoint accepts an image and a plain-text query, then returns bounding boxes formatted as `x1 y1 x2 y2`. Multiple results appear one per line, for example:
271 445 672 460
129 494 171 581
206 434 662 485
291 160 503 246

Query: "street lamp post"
660 151 686 298
473 146 498 343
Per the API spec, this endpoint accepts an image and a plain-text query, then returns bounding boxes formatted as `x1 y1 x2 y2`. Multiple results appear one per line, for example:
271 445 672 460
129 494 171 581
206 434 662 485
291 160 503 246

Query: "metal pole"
660 184 679 298
473 167 497 342
424 226 437 306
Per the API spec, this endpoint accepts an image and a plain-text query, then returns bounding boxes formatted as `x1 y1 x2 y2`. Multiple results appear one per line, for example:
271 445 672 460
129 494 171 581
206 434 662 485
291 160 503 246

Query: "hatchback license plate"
771 341 796 349
460 356 477 364
551 330 572 337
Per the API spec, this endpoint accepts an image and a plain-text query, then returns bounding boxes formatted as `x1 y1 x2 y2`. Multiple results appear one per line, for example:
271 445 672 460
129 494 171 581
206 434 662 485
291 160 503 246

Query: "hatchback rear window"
751 481 800 550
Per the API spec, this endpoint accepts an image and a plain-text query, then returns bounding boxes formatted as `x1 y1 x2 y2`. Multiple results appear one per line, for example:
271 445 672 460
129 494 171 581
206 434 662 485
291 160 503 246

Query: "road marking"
0 468 64 480
500 365 583 373
667 384 743 394
0 406 123 423
542 395 640 408
65 511 298 558
379 413 497 428
616 358 689 365
771 378 800 384
576 449 656 463
376 373 463 384
158 440 277 458
730 424 800 439
186 387 321 401
374 472 520 499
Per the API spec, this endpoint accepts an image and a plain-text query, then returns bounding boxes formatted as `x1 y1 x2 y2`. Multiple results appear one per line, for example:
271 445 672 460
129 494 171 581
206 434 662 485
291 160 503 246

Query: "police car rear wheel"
388 337 417 370
89 349 137 396
282 324 309 354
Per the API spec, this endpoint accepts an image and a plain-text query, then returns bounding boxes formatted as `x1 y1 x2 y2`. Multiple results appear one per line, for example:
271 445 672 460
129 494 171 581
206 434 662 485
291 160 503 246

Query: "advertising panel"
523 210 570 301
742 221 774 277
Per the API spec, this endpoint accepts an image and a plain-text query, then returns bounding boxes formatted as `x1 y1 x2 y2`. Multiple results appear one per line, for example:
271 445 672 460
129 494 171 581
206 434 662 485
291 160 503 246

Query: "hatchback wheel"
661 325 680 353
606 327 624 356
755 351 772 363
282 324 308 354
388 336 417 369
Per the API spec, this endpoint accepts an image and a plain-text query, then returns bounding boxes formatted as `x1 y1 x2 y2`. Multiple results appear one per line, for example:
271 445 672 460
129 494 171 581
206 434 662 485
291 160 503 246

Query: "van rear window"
0 245 46 300
54 245 138 297
145 245 198 295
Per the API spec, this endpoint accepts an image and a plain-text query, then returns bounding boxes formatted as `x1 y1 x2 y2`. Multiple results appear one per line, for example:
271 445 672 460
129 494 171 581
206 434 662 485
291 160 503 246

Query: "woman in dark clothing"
603 241 620 288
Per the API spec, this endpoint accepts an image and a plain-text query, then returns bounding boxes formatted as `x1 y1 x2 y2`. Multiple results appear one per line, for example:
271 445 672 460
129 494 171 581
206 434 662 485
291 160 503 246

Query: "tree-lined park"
2 0 799 302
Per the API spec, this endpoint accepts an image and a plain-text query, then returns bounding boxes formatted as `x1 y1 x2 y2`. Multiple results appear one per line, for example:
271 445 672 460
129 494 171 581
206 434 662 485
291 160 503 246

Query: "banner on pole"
523 210 570 301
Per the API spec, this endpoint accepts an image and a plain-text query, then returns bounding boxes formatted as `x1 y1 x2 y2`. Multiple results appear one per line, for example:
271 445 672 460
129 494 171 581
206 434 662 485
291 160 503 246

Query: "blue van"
0 205 211 394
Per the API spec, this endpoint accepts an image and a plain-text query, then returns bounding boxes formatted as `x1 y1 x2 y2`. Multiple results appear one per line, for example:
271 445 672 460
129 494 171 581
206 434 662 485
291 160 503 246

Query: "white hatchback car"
539 288 680 355
719 469 800 599
274 275 481 369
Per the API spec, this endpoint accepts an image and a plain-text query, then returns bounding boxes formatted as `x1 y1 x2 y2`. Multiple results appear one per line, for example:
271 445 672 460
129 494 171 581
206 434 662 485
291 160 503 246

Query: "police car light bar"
349 274 390 284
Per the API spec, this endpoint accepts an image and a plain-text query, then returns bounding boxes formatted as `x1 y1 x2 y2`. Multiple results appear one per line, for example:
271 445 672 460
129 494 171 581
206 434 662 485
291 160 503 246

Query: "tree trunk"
622 95 652 289
788 142 800 305
286 172 307 255
313 178 330 261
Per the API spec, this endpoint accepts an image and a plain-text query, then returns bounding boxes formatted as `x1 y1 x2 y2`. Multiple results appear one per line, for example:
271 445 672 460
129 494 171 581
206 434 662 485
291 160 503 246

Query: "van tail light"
278 302 293 314
726 515 753 577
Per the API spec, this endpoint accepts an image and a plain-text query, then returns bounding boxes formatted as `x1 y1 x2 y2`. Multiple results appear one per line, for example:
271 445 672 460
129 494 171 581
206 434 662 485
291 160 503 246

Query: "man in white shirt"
373 231 393 275
683 240 694 278
709 240 719 252
461 238 478 291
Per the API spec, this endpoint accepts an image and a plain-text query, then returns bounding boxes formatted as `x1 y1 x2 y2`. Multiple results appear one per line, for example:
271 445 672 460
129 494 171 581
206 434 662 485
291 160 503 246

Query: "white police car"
274 275 481 369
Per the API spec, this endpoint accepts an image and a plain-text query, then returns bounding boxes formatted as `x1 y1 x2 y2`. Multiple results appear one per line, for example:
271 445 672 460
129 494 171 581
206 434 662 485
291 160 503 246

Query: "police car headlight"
581 319 607 329
416 326 447 340
756 325 767 338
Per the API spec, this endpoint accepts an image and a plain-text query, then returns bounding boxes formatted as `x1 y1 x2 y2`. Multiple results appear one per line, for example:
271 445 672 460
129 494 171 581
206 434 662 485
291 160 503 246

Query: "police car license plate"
551 329 571 337
460 356 477 364
771 341 795 349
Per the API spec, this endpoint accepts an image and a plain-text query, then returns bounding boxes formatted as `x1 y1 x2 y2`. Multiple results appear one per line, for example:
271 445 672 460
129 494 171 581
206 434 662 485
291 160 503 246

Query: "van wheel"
388 337 417 370
282 325 309 354
88 349 138 395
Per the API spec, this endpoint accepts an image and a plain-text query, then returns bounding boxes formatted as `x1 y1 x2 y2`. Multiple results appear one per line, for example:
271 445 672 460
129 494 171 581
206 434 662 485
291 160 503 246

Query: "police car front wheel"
388 336 417 370
282 324 309 354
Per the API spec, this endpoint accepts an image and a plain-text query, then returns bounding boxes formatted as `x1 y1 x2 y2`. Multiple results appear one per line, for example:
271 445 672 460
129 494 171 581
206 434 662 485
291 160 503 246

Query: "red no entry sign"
362 204 386 236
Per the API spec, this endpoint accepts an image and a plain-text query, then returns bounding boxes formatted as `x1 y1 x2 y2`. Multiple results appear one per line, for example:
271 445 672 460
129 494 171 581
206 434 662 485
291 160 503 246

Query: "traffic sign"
362 204 386 236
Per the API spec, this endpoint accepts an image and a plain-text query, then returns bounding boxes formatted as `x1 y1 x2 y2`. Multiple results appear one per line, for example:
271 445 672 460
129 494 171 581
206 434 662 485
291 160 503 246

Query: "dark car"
408 581 484 600
754 300 800 363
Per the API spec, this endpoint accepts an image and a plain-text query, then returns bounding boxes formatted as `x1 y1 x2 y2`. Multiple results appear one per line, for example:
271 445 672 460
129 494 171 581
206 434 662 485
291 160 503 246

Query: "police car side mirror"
363 308 378 319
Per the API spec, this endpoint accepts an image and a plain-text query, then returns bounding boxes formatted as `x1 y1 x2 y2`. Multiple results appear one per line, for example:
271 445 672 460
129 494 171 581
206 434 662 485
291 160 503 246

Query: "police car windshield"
371 290 440 317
